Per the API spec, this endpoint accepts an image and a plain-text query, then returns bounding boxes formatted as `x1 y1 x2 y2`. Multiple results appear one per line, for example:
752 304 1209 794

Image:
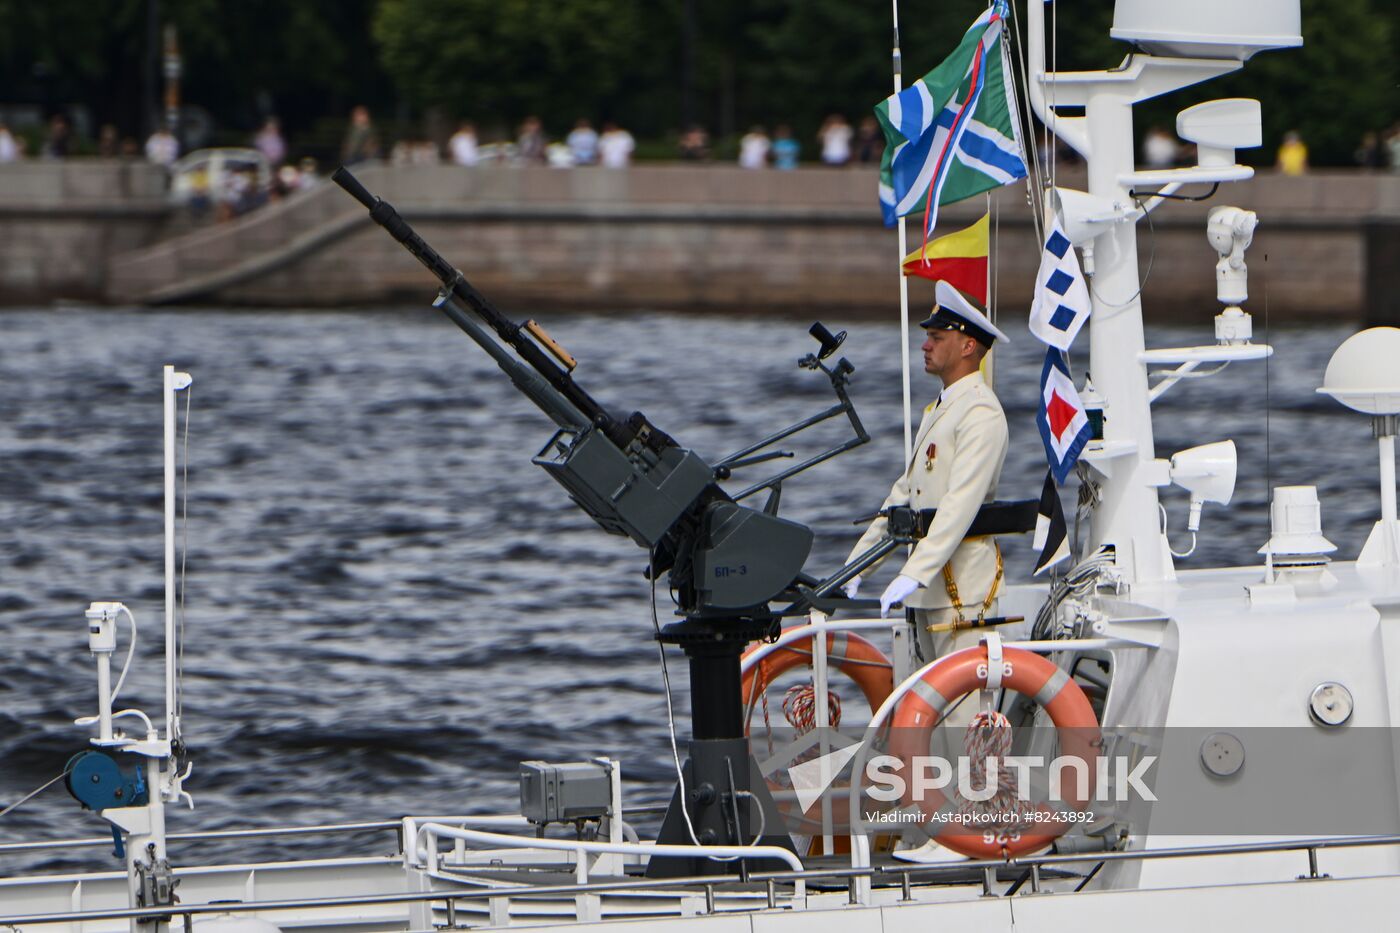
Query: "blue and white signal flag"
1028 217 1091 351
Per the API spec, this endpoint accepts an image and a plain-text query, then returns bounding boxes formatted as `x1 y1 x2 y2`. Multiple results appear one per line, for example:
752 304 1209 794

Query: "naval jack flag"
1028 217 1091 351
1033 470 1070 576
874 0 1027 231
1037 348 1092 485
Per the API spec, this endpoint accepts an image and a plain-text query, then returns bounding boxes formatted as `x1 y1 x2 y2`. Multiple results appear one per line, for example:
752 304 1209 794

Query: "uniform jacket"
846 371 1009 611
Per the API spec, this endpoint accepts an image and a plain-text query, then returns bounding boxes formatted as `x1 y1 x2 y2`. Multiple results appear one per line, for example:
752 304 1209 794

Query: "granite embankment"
1 161 1397 321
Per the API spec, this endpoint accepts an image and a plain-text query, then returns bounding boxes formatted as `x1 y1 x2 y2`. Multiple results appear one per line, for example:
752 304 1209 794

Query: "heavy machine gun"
332 168 866 619
333 167 873 873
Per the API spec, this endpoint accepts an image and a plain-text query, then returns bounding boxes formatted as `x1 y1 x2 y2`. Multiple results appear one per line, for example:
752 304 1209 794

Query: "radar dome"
1111 0 1302 61
1317 327 1400 416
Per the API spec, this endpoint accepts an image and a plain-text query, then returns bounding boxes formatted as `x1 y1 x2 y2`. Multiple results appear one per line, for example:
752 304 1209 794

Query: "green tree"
0 0 1394 165
1115 0 1396 166
1229 0 1396 164
0 0 390 152
659 0 1036 146
372 0 655 134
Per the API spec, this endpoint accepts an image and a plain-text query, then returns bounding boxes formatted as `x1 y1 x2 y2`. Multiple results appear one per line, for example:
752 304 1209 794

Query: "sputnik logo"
787 742 864 812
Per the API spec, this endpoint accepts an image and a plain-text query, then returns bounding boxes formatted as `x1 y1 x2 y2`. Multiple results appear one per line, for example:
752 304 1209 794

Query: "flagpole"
984 190 995 389
892 0 913 468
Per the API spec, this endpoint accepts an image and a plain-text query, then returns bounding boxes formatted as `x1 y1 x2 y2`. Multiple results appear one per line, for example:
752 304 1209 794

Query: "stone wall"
219 165 1398 321
3 161 1399 320
0 161 171 303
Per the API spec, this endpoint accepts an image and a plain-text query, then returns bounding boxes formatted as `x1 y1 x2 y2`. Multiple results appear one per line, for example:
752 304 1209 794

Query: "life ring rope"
742 631 896 732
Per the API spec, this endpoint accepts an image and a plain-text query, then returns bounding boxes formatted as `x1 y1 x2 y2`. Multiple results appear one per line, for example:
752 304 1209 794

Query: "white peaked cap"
920 280 1011 346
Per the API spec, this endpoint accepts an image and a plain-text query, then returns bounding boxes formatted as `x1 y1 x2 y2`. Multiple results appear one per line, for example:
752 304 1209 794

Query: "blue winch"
65 750 149 858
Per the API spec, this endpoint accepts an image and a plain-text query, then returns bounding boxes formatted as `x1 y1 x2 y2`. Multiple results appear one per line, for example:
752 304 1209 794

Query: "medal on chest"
924 442 937 472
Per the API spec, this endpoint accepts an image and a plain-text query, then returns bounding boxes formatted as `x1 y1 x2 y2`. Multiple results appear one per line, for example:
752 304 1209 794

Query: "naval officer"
843 280 1010 665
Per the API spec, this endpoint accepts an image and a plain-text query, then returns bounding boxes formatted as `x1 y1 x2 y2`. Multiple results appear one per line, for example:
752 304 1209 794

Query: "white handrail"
739 618 899 674
413 822 805 875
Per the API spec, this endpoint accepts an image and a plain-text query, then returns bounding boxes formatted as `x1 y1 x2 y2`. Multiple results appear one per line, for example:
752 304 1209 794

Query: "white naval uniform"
846 371 1009 662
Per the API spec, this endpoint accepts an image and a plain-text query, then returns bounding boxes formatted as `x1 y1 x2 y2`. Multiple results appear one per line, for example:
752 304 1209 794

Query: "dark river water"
0 307 1379 874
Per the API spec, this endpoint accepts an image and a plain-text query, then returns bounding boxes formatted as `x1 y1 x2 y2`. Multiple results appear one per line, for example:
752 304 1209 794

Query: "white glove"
880 574 921 617
842 576 862 599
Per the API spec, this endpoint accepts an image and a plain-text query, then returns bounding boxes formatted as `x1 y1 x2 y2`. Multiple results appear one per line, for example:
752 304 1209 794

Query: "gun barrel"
333 167 377 210
331 166 629 444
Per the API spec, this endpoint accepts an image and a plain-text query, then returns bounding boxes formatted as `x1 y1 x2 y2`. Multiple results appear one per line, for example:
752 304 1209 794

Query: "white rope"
1050 0 1058 190
956 710 1037 827
783 682 843 734
1001 5 1046 242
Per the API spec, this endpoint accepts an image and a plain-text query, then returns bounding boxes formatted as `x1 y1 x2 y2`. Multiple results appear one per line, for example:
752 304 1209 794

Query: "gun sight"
808 322 846 360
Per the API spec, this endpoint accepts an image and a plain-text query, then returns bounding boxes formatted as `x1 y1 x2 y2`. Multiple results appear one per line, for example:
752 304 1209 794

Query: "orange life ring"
886 645 1100 859
741 631 894 727
743 631 896 856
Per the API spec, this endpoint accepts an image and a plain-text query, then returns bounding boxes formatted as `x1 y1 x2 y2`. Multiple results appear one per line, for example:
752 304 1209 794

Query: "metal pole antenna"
163 366 191 744
1377 424 1398 565
892 2 913 467
984 190 995 388
163 365 177 744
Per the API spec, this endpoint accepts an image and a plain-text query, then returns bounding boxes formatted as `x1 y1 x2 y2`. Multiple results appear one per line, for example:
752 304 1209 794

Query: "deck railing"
3 833 1399 928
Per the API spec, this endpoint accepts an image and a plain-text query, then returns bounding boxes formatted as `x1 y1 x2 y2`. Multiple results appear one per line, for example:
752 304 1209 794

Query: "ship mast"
1023 2 1280 585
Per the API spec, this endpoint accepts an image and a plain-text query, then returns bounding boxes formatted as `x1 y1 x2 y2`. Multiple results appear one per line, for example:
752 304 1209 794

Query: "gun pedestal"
647 617 797 878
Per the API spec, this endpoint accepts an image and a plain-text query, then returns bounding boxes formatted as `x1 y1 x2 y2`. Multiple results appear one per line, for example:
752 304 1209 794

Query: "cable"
1128 182 1220 202
1089 196 1156 310
737 790 766 842
1264 255 1272 502
1159 504 1197 559
73 706 156 734
648 548 738 861
110 604 138 705
1005 0 1046 242
1168 534 1198 559
110 708 156 734
1071 467 1102 560
1032 547 1115 641
0 771 69 820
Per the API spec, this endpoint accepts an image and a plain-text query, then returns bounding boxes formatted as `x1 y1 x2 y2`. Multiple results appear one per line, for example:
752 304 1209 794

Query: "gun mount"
333 167 872 874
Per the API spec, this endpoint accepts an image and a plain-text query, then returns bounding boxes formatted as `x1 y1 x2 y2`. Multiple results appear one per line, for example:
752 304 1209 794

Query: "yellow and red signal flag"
901 212 988 305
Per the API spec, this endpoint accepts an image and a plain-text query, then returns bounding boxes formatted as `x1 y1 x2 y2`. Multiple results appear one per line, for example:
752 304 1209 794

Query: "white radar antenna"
1318 328 1400 568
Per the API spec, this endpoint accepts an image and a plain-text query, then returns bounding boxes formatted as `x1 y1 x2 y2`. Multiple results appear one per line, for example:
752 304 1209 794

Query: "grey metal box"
532 428 713 547
519 760 612 825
